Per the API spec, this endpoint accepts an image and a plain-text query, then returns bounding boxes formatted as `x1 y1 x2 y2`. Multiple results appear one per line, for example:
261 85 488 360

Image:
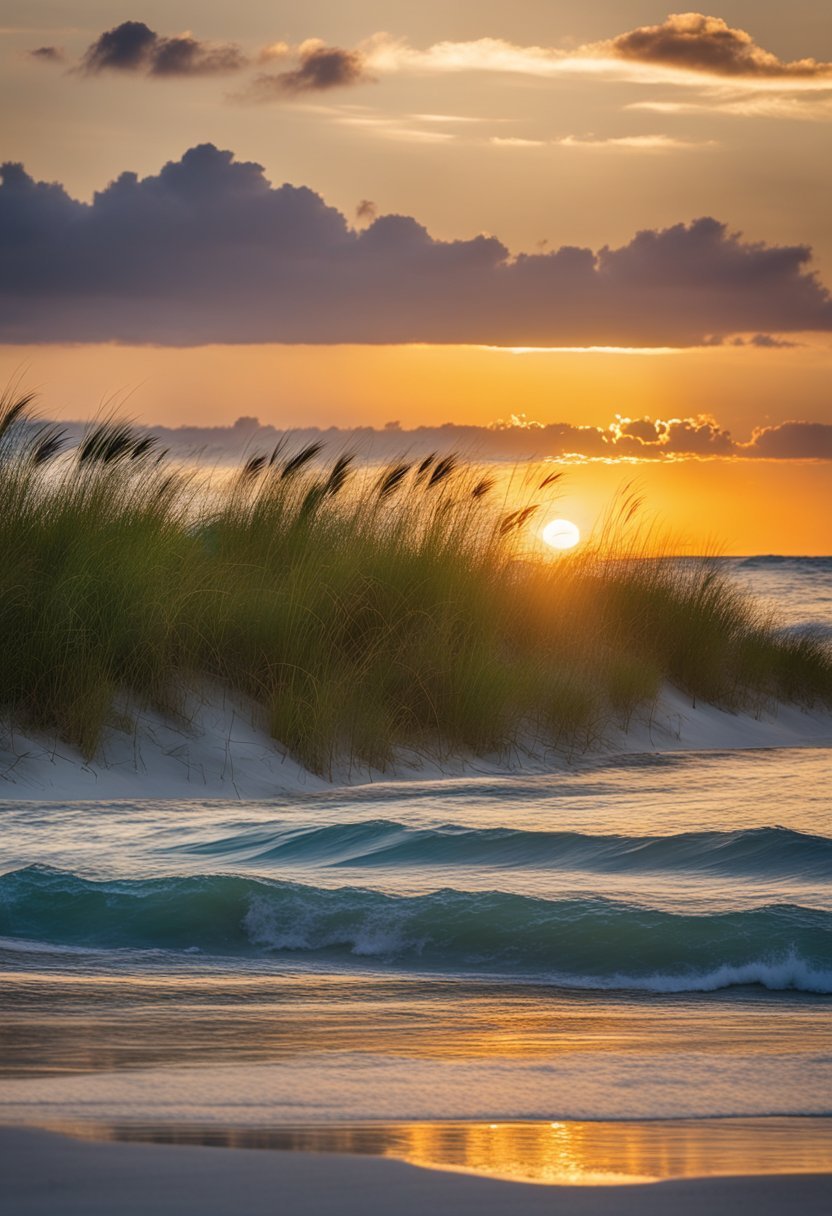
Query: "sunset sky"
2 3 830 551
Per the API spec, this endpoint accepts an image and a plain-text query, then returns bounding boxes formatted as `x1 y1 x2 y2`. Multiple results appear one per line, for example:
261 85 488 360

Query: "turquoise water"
1 747 831 1129
0 557 830 1133
1 771 832 994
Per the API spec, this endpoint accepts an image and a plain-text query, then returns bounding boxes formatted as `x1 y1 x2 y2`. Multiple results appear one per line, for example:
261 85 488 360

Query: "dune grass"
0 390 830 774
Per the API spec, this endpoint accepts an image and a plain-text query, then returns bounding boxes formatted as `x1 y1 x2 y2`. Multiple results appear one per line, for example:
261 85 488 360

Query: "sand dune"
1 684 830 801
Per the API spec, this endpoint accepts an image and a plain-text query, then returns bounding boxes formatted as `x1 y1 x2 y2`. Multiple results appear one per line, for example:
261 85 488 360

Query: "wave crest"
2 866 831 994
174 821 832 879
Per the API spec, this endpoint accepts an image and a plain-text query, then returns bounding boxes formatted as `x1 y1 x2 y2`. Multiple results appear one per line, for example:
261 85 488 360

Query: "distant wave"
733 556 832 570
1 866 830 993
777 621 832 640
171 821 832 879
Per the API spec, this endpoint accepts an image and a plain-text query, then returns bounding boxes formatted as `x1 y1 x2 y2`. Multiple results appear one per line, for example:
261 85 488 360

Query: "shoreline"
2 684 831 801
2 1127 830 1216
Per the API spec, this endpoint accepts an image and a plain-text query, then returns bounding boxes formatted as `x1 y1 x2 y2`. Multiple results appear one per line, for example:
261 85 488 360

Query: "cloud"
628 90 832 122
29 45 65 64
257 42 290 64
149 34 247 77
607 13 832 80
701 333 802 349
80 20 246 77
741 422 832 460
599 415 832 461
556 133 713 150
31 15 832 120
490 134 712 151
246 41 373 97
332 113 454 142
606 414 734 455
42 412 829 464
1 144 830 347
364 35 568 78
362 19 832 90
490 136 547 149
356 199 377 223
737 334 799 349
81 21 156 72
59 23 370 95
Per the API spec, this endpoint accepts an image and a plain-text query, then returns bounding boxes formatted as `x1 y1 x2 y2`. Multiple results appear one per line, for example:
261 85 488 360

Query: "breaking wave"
2 865 830 994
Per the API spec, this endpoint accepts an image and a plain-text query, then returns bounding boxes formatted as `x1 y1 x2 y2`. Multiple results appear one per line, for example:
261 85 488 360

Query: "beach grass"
1 391 830 774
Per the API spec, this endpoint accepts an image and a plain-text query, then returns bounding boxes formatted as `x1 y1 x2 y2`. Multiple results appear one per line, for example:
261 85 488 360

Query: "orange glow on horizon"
1 341 830 554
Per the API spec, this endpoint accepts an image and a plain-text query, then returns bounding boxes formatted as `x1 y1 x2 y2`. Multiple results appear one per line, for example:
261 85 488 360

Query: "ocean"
1 557 831 1184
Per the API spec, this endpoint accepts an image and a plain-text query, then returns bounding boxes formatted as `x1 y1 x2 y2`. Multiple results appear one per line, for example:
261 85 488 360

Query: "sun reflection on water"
39 1118 832 1187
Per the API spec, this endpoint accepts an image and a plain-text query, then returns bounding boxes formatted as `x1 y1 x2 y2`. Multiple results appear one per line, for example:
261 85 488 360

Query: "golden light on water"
46 1119 832 1187
541 518 581 551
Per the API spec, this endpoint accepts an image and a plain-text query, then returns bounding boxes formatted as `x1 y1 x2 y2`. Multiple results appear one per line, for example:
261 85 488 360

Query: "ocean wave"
733 556 832 571
777 621 832 642
172 821 832 879
1 866 830 993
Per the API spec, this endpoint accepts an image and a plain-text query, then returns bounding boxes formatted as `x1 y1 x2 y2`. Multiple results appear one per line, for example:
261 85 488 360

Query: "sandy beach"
2 1128 831 1216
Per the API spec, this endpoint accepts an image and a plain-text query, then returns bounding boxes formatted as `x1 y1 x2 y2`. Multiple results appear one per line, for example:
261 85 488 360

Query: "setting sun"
542 518 581 551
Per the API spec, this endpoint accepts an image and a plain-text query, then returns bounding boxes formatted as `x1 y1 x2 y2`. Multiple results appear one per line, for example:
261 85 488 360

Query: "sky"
1 3 831 551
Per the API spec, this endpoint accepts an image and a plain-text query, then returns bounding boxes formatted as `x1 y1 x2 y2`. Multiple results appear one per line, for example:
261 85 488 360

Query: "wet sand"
2 1127 831 1216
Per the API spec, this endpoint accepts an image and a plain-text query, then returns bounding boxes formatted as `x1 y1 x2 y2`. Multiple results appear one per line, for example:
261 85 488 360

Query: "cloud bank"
34 13 832 95
1 144 830 347
41 413 831 464
39 19 372 93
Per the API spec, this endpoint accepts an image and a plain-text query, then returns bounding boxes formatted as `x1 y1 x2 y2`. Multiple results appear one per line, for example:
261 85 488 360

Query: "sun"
542 518 581 551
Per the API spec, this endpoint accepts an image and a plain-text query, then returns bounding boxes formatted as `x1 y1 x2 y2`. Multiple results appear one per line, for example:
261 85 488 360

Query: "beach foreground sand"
2 1128 830 1216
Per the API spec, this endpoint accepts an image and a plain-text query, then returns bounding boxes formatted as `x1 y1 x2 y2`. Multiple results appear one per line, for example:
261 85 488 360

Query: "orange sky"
545 459 832 556
3 342 828 554
4 340 829 433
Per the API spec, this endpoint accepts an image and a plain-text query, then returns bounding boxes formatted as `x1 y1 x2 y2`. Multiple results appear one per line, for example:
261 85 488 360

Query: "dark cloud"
81 21 157 72
356 199 378 223
606 415 732 456
607 416 832 460
742 422 832 460
744 333 799 349
75 26 368 93
1 144 831 347
80 20 246 77
703 333 801 349
660 417 734 455
36 414 831 464
147 34 247 77
610 13 832 79
248 42 372 97
615 417 662 444
29 46 66 64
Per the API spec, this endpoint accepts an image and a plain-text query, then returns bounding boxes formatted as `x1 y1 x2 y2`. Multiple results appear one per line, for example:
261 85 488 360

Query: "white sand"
1 1128 829 1216
1 684 830 800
